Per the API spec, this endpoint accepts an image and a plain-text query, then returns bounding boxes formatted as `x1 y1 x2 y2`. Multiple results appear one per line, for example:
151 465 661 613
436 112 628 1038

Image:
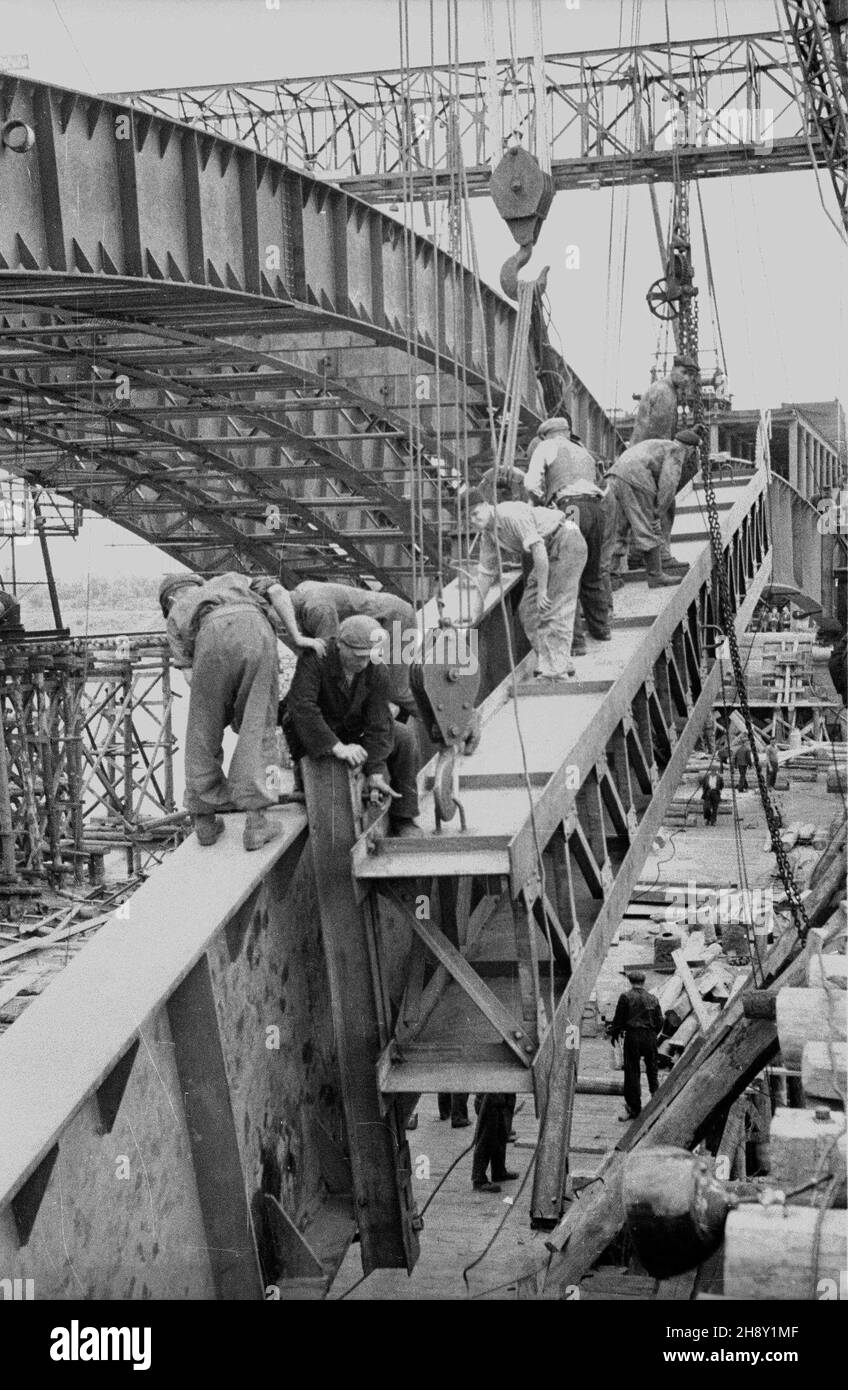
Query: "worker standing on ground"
471 1093 518 1194
467 488 587 679
437 1093 470 1128
610 970 663 1121
161 572 325 850
523 413 611 652
283 614 421 836
765 741 779 789
603 433 699 590
700 767 724 825
732 739 752 792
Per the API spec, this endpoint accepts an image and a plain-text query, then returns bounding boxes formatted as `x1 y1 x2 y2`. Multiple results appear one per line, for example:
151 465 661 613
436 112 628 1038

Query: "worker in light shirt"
467 488 587 680
524 413 611 650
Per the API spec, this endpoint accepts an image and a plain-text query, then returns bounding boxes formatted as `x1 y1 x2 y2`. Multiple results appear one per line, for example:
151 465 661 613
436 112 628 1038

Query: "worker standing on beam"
522 413 611 650
160 571 326 850
282 614 421 836
602 432 700 590
466 488 588 680
628 357 700 573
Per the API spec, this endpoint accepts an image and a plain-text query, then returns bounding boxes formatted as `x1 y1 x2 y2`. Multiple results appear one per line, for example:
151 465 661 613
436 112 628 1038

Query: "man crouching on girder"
282 614 422 837
466 487 587 680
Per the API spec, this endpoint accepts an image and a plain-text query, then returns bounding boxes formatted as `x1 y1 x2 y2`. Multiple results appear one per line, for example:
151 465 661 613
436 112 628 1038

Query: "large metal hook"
499 243 533 301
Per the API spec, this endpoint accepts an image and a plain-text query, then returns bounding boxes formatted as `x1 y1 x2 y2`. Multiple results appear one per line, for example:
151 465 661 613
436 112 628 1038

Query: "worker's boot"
194 814 225 847
645 547 682 587
243 810 282 851
661 553 689 576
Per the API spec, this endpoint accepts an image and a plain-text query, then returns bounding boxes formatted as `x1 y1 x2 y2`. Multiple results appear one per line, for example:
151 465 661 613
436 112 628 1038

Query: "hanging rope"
482 0 503 167
531 0 551 175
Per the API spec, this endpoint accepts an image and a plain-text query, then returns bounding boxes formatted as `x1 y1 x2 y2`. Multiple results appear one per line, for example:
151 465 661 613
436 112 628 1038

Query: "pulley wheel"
646 277 679 321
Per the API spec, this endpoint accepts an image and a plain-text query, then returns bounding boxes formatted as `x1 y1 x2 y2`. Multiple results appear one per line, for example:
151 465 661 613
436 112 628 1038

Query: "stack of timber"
527 813 847 1301
722 885 847 1299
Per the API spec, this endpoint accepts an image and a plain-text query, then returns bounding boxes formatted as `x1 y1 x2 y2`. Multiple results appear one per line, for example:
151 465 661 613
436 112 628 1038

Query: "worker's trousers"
702 789 720 825
438 1092 469 1123
623 1029 660 1118
604 476 661 576
471 1094 514 1183
519 524 588 676
555 495 611 639
185 606 279 815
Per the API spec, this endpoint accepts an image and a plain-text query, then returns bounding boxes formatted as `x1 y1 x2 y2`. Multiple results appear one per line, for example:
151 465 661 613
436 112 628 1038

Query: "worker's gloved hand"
462 710 482 756
298 635 327 659
366 773 401 805
332 742 368 768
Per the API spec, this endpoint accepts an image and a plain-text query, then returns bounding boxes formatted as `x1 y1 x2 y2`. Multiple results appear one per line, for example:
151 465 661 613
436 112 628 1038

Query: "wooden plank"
671 949 712 1031
0 809 308 1209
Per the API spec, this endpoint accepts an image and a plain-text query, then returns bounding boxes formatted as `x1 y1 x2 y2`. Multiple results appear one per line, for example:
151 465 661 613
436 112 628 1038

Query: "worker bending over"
603 432 699 589
283 614 421 837
630 357 700 570
467 488 587 680
523 414 611 650
161 571 324 850
610 969 663 1121
290 580 418 715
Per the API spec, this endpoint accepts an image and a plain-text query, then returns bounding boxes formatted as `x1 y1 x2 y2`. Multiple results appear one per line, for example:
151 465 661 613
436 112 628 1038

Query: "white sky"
1 0 846 589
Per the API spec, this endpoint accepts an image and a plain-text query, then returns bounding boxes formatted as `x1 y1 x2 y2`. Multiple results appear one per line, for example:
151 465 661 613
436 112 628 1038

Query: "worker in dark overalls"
523 414 611 652
471 1093 518 1193
700 768 724 825
732 740 752 792
610 970 663 1121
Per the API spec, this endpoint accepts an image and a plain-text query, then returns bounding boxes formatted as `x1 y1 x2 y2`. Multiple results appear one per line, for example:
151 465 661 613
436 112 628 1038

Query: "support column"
302 756 419 1273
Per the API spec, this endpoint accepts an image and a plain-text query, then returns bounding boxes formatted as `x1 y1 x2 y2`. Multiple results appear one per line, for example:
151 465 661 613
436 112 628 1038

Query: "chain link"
700 458 811 943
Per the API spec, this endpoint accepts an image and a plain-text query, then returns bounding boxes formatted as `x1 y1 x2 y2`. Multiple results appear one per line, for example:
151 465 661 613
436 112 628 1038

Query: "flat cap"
159 572 202 613
537 416 572 438
673 355 698 370
628 969 646 984
675 428 702 447
337 614 384 653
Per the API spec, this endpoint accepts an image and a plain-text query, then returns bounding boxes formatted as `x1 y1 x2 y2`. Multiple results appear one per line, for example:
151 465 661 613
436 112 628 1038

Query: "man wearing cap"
290 580 418 717
610 970 663 1121
160 571 326 851
602 433 700 589
629 359 701 572
283 614 421 836
523 414 611 652
630 358 697 446
466 489 588 679
700 766 724 825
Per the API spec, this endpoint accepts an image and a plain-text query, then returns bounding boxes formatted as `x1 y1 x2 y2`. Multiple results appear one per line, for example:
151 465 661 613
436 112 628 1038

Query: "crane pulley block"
490 145 554 301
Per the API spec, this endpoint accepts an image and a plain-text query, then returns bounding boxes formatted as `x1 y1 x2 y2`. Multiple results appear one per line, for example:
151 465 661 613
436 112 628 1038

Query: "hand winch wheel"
646 277 679 321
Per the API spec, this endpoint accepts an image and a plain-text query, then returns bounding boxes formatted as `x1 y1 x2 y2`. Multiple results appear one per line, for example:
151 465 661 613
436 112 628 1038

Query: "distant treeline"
18 575 160 610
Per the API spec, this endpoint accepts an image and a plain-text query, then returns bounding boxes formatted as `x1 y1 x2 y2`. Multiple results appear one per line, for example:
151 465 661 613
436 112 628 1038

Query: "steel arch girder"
0 77 538 411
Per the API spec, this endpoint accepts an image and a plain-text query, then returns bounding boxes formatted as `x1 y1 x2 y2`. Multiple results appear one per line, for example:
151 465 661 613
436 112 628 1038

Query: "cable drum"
654 930 682 972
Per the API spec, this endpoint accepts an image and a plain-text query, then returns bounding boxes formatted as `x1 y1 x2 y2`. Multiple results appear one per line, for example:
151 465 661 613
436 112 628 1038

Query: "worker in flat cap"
602 431 701 590
610 969 664 1121
523 413 611 652
627 357 701 571
160 571 326 850
630 357 698 447
282 613 421 836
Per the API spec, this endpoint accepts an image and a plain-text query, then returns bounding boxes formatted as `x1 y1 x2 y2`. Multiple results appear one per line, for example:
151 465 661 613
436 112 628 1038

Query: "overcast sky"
1 0 845 590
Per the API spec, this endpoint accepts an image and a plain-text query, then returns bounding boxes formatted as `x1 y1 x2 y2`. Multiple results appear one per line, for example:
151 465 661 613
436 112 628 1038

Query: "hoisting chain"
701 455 811 944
